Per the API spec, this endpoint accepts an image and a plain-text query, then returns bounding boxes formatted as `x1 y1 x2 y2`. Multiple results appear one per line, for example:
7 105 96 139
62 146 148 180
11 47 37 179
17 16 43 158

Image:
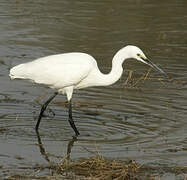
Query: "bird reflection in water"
35 131 77 164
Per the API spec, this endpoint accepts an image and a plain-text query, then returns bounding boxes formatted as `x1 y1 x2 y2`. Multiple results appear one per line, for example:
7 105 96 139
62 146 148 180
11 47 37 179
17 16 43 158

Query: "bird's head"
125 45 166 76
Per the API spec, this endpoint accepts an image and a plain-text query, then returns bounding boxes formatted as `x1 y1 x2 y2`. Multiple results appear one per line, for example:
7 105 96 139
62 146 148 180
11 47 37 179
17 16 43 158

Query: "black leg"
35 92 58 131
68 100 80 136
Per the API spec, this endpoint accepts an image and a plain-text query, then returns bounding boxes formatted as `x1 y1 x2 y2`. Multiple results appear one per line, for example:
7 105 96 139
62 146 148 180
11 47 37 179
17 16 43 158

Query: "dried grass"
57 156 146 180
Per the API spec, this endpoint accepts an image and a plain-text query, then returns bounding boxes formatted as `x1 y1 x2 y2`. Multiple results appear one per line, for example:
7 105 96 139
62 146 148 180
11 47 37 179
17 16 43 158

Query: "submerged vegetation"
124 68 186 89
124 68 169 88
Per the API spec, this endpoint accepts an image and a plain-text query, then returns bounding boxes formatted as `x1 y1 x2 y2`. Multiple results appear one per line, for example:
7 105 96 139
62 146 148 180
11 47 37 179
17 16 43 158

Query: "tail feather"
9 64 27 80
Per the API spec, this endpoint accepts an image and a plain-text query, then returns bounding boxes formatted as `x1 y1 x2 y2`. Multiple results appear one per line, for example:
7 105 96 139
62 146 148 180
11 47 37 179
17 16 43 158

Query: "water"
1 0 187 178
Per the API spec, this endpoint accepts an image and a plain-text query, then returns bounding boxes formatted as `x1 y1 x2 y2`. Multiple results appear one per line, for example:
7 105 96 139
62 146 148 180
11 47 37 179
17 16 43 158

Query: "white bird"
9 45 166 136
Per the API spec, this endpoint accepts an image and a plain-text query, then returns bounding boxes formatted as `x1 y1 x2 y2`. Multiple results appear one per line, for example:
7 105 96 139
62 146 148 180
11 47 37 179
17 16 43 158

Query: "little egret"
9 45 166 136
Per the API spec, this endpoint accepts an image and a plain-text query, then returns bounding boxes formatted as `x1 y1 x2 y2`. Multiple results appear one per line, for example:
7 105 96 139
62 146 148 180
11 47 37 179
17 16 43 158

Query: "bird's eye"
137 53 141 57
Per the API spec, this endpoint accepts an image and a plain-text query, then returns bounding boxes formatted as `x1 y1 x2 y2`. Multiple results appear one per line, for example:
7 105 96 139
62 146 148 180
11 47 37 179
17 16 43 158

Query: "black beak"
142 58 168 77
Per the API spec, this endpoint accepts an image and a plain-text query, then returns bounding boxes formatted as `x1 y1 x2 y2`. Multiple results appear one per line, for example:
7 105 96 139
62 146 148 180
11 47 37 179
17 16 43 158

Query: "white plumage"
9 45 165 135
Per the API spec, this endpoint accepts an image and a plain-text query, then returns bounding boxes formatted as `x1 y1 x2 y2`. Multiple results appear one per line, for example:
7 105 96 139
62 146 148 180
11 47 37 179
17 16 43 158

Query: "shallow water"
1 0 187 179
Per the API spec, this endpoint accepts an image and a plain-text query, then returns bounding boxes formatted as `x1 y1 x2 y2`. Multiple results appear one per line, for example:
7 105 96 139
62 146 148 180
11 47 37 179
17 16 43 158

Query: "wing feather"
10 53 96 89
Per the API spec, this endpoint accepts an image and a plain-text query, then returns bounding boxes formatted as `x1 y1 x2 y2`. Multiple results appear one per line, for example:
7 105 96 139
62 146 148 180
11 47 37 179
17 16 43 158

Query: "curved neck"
95 48 128 86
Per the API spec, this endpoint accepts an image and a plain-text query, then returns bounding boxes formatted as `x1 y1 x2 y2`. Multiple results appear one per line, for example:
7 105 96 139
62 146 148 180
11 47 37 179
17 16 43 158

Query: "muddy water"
1 0 187 178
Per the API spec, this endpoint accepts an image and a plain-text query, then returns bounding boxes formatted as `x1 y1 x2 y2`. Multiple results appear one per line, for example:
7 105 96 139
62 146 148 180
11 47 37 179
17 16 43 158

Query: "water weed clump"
56 156 154 180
